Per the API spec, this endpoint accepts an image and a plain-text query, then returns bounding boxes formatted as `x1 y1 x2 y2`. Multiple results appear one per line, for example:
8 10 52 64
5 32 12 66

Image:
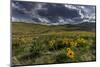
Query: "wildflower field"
12 22 96 65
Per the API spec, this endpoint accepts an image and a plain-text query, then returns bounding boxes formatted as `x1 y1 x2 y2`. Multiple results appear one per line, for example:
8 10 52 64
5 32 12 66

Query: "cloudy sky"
12 1 96 25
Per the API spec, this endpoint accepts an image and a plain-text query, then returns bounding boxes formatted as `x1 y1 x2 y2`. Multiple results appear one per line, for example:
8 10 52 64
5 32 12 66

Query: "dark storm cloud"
12 1 96 24
12 1 35 11
37 4 81 19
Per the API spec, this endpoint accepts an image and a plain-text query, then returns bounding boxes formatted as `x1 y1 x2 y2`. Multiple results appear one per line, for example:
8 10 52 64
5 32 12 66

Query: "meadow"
12 22 96 65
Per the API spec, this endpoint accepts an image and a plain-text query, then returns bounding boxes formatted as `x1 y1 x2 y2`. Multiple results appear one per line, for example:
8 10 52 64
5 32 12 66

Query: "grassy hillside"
12 22 96 65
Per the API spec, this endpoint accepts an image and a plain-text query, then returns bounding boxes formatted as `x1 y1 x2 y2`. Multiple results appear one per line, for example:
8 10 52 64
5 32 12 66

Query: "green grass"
12 22 96 65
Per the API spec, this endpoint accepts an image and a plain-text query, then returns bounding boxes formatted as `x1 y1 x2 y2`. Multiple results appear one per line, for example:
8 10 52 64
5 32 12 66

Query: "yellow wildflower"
62 38 70 46
62 38 68 44
66 48 71 51
49 40 55 46
66 48 75 59
70 41 78 47
76 38 87 45
70 41 74 46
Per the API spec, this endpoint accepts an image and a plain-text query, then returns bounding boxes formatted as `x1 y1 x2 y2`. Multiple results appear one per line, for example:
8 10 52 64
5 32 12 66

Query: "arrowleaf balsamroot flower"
66 48 75 59
49 40 55 46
